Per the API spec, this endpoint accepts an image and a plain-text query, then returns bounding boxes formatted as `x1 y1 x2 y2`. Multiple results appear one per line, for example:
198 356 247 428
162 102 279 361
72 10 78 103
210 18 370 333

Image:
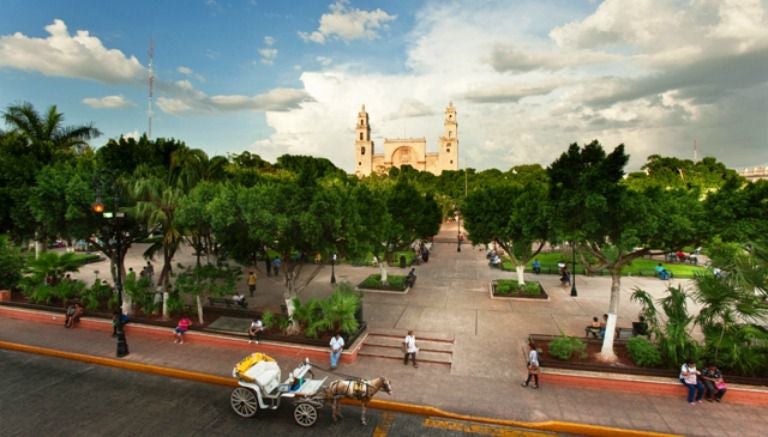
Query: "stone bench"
208 296 247 309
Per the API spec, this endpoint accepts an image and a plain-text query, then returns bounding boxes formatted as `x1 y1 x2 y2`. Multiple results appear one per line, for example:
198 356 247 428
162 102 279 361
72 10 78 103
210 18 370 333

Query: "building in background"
355 102 459 177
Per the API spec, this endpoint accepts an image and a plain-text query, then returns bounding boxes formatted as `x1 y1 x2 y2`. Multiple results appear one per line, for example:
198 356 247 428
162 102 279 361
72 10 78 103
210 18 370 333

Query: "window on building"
358 162 362 166
447 148 450 153
359 132 363 141
361 147 365 155
450 160 453 164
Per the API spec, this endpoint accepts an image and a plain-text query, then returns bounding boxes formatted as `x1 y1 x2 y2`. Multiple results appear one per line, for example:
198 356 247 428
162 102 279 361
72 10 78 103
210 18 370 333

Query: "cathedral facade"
354 102 459 177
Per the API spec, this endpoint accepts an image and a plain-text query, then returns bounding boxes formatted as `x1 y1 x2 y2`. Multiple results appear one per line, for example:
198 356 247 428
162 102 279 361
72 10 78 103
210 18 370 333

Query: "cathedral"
354 102 459 177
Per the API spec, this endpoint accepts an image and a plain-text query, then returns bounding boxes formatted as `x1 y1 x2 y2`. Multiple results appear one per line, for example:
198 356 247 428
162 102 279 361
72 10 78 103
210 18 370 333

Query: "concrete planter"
489 280 549 301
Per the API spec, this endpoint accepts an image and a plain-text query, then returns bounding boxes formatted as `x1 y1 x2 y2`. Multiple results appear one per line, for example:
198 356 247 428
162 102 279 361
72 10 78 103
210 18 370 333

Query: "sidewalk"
12 222 766 436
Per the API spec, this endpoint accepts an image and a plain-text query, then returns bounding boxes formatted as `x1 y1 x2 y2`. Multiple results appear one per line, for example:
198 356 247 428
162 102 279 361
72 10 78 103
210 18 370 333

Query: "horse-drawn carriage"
229 353 392 427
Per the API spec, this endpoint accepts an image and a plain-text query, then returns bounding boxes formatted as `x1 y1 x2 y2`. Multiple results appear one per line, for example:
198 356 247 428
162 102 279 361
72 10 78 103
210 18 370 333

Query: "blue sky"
1 0 766 172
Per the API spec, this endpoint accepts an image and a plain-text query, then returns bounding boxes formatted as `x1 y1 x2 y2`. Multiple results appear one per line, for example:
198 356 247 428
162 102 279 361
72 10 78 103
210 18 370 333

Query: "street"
0 350 551 437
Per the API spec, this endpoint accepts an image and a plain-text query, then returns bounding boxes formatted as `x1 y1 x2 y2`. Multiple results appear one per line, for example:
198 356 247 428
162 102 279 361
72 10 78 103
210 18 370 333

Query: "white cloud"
253 0 768 171
82 95 134 109
316 56 333 66
157 87 312 115
177 65 206 82
259 48 278 65
264 36 275 46
0 19 145 84
299 0 396 44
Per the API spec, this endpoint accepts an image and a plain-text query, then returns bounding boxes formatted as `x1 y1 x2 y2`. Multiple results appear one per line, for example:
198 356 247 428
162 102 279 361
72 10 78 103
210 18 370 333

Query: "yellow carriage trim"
233 352 275 379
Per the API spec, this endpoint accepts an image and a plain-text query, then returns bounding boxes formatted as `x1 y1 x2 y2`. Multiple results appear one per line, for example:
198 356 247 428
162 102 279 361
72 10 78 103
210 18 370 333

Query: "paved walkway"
4 223 766 436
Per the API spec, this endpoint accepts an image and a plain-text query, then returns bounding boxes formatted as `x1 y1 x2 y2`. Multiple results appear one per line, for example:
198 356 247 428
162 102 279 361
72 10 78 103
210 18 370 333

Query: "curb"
0 339 678 437
0 304 362 364
543 369 768 406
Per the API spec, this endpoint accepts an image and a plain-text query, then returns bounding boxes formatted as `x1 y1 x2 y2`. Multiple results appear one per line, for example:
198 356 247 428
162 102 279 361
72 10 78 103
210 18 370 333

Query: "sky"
1 0 767 172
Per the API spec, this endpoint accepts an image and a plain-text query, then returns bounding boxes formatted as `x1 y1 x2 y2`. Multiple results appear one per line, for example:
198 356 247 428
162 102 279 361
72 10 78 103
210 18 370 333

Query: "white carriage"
229 353 327 427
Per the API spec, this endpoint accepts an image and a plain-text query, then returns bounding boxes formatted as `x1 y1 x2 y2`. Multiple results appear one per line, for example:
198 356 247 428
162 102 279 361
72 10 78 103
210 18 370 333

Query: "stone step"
358 345 452 366
366 328 454 343
363 334 454 353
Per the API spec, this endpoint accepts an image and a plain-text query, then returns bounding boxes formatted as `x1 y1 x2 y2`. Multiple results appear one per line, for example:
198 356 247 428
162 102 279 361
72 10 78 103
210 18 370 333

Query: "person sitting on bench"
232 292 246 306
489 254 502 268
585 316 601 338
655 263 670 280
64 302 84 328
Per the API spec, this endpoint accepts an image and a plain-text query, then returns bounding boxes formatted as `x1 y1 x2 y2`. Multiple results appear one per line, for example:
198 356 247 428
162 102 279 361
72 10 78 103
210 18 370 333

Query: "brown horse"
325 376 392 425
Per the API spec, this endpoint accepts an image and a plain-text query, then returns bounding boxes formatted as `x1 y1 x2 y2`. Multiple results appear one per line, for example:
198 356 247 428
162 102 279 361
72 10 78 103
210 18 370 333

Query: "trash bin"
399 255 406 268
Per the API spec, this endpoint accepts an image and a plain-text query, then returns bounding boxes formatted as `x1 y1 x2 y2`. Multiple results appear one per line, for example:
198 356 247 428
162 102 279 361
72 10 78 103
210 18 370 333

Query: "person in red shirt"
174 316 193 344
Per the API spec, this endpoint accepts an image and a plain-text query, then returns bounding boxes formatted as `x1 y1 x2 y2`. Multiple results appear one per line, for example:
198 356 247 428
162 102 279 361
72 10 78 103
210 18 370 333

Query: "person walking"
248 318 264 344
329 332 344 370
247 271 258 297
272 256 282 276
113 311 129 358
403 330 418 368
521 342 540 388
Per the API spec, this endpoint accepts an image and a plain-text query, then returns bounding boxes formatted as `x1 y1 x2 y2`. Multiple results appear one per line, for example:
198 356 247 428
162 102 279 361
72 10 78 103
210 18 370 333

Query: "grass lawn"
502 252 706 279
348 251 416 267
493 280 543 297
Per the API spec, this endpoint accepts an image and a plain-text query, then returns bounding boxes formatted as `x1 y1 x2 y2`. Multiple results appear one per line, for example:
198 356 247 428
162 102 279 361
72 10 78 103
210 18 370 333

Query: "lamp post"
92 196 126 311
570 243 578 297
330 253 337 284
456 212 462 252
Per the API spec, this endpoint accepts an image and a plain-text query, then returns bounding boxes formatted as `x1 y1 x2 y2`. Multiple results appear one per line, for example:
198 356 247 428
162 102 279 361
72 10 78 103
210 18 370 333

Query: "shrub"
359 274 406 290
0 236 24 290
548 334 587 360
494 280 541 296
262 310 275 329
627 336 662 367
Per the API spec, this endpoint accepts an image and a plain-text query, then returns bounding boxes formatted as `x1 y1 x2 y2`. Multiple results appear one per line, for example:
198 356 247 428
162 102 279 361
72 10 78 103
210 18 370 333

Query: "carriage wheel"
293 402 318 427
230 387 259 418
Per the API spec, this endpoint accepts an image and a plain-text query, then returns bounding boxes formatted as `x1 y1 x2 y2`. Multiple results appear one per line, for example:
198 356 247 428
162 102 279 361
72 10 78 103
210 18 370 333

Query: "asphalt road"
0 350 553 437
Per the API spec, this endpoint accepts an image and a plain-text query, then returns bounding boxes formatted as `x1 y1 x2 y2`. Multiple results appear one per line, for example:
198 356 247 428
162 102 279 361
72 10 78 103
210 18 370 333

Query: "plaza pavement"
3 223 766 436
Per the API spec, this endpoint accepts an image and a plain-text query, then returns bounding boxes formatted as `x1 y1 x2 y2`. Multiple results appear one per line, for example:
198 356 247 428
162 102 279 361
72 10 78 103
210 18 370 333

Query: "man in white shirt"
680 358 704 405
403 330 418 368
329 333 344 369
248 318 263 344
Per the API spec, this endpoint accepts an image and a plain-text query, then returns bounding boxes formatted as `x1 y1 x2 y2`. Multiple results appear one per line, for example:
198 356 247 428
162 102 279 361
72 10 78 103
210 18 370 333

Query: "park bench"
585 326 601 339
208 296 248 309
585 326 636 340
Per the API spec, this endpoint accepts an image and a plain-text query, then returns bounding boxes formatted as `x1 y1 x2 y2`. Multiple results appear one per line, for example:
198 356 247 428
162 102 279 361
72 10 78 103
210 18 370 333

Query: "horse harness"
331 379 372 401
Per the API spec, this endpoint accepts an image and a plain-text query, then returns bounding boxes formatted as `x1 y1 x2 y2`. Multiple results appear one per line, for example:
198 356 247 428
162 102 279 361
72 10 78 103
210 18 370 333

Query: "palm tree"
3 102 101 163
133 176 185 318
3 102 101 254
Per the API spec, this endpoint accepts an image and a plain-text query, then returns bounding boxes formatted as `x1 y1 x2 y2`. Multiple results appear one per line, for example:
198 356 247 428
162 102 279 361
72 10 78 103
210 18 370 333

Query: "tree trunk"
196 295 204 324
599 269 622 361
160 248 172 319
515 264 525 285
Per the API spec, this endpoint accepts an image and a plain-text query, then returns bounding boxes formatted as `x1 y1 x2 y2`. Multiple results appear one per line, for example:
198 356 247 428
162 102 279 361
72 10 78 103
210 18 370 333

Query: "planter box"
0 290 11 302
357 274 409 294
489 281 549 301
528 333 768 386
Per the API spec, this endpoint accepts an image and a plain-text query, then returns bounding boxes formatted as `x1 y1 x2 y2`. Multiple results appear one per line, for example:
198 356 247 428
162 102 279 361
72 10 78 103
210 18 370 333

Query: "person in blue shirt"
655 263 669 280
532 259 541 274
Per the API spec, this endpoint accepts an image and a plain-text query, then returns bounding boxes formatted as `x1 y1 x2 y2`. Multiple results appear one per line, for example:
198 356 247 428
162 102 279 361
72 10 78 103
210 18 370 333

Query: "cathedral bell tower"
438 101 459 173
355 105 374 176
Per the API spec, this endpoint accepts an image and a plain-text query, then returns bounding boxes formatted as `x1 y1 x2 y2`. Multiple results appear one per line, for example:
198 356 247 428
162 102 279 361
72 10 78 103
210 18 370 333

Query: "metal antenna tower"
693 139 698 162
147 39 155 139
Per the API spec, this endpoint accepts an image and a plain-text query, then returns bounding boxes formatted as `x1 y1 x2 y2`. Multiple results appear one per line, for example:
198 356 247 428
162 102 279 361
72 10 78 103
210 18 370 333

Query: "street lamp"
456 212 462 252
330 253 337 284
570 243 578 297
92 195 126 311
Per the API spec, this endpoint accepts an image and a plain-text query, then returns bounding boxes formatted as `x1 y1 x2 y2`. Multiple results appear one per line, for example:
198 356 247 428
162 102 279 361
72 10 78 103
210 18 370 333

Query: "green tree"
176 263 240 324
548 142 704 360
0 236 24 290
133 177 186 318
463 176 550 285
2 103 100 246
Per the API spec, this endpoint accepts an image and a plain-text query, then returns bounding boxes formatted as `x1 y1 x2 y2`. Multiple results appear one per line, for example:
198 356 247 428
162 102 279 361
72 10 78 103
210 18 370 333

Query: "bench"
585 326 602 339
208 296 248 309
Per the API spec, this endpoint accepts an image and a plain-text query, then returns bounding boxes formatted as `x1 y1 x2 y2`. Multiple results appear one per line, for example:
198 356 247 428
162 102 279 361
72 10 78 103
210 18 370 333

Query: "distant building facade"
354 102 459 177
739 166 768 182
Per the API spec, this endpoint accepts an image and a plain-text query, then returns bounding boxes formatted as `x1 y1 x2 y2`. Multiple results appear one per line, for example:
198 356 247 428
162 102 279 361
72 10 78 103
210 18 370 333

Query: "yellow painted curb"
0 340 679 437
0 340 236 388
